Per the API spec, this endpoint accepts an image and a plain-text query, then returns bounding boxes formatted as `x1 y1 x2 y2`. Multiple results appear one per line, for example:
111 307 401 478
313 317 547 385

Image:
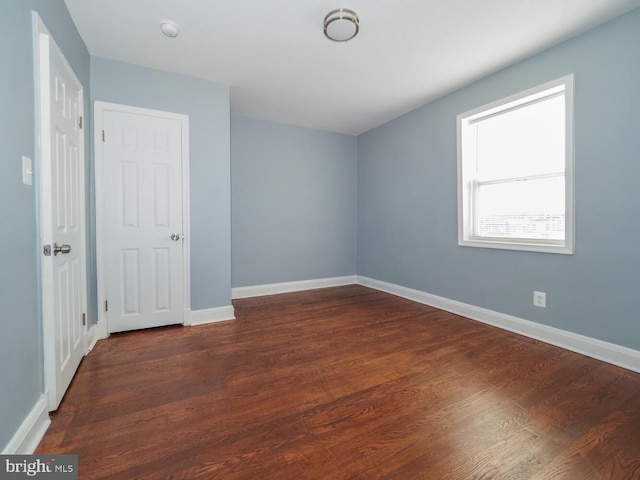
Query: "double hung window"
457 75 574 254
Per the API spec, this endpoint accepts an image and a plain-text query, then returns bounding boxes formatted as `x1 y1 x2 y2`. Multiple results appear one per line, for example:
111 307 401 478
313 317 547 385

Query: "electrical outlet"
533 291 546 308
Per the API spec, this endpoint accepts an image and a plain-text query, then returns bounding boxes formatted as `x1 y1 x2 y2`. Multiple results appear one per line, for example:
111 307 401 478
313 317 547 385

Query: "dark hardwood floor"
37 285 640 479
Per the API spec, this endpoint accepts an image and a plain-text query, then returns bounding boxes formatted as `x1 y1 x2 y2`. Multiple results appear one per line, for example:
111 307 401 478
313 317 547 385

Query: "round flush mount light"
160 22 179 38
323 8 359 42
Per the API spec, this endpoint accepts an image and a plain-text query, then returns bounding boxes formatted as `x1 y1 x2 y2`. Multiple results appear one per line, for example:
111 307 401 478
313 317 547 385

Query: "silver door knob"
53 243 71 256
170 233 182 242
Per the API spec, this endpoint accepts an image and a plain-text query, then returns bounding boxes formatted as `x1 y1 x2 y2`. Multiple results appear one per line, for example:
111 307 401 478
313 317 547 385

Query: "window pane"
474 176 564 240
476 94 565 180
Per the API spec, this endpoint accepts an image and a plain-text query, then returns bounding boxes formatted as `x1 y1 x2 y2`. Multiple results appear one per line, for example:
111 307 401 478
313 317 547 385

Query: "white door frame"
34 13 88 410
94 101 191 336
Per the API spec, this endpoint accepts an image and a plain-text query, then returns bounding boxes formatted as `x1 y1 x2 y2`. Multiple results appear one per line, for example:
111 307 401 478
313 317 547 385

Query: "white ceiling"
64 0 640 135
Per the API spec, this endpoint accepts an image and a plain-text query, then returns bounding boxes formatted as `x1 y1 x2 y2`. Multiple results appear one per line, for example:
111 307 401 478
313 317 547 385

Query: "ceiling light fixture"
323 8 359 42
160 22 179 38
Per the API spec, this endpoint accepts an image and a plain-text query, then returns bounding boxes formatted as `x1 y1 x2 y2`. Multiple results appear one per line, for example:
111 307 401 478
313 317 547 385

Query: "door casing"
94 101 192 336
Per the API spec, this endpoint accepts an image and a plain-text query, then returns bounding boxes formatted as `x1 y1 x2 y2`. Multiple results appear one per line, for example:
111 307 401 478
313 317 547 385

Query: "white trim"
85 324 98 351
2 395 50 454
357 276 640 374
188 306 236 326
232 276 358 299
85 323 108 352
94 101 191 333
183 308 193 327
95 317 109 342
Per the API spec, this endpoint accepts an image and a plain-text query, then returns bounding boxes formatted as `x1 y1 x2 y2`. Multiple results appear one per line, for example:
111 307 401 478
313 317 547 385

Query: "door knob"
170 233 182 242
53 243 71 256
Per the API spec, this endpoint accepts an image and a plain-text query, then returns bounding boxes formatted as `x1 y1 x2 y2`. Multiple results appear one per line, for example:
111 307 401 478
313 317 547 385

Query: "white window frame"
457 75 575 254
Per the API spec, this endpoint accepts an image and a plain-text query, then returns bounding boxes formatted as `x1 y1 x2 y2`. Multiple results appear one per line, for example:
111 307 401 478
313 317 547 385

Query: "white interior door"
38 21 87 411
100 109 185 333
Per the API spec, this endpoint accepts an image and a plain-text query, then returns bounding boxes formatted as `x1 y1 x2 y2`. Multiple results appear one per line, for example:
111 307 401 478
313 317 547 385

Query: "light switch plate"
22 156 33 186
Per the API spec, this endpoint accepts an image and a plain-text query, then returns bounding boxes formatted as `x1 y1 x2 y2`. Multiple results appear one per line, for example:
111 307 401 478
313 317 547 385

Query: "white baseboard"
357 276 640 374
188 305 236 326
95 316 109 341
183 308 193 327
2 394 50 454
86 324 99 352
232 275 358 299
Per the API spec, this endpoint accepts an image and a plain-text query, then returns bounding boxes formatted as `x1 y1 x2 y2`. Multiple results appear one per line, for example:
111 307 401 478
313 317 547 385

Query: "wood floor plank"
36 285 640 479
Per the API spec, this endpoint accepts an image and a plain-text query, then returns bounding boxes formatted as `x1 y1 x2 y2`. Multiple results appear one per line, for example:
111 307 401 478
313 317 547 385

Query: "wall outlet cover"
533 291 546 308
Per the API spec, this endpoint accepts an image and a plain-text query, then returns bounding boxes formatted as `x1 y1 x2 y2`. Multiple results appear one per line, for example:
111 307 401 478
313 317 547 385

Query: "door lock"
170 233 182 242
53 243 72 256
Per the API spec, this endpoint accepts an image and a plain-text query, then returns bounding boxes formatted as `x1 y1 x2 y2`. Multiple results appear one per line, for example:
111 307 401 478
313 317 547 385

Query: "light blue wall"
90 58 232 310
358 8 640 350
231 116 358 287
2 0 639 453
0 0 89 450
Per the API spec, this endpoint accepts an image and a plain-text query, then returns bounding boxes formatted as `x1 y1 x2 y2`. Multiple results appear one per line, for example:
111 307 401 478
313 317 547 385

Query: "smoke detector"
160 22 179 38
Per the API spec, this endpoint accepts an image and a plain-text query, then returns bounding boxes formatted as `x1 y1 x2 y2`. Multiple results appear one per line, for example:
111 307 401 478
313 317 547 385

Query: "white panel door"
102 111 184 333
39 28 86 411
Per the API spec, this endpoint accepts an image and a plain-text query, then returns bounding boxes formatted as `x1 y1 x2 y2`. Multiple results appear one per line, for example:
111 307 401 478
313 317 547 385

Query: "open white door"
95 104 189 334
36 16 87 412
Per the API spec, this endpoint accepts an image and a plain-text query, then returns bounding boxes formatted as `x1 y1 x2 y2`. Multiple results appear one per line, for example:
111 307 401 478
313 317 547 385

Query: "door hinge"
102 130 105 142
79 116 83 129
105 300 108 312
82 313 86 326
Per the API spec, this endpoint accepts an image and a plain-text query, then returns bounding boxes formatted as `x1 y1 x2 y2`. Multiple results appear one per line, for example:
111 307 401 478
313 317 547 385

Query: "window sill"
458 238 574 255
